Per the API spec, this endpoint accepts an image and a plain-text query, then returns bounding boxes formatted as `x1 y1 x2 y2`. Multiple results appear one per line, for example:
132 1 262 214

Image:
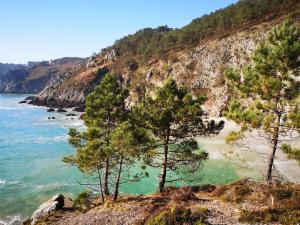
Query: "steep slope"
0 63 25 77
30 0 300 115
0 58 85 94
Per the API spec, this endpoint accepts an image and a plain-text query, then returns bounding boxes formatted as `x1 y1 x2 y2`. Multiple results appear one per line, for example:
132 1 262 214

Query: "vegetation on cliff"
27 180 300 225
132 79 224 192
63 74 224 199
224 20 300 183
102 0 298 63
63 74 152 201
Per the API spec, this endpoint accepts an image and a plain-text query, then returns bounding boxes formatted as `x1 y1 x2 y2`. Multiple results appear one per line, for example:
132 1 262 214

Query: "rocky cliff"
0 58 85 94
29 7 300 115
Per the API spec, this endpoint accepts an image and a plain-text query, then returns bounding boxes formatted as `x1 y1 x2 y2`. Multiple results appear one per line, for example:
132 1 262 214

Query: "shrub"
73 191 93 212
239 208 300 225
146 206 208 225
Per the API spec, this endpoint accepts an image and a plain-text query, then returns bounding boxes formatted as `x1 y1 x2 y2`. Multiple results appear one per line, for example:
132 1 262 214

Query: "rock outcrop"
27 11 299 116
30 194 65 225
0 58 84 94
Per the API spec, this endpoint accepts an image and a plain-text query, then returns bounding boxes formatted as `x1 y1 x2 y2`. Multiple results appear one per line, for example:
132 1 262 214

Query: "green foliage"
102 0 297 63
111 121 153 159
133 78 224 191
63 74 128 193
146 206 208 225
239 208 300 225
226 131 244 144
214 179 300 224
224 20 300 181
282 144 300 165
73 191 93 212
64 73 153 200
110 121 153 184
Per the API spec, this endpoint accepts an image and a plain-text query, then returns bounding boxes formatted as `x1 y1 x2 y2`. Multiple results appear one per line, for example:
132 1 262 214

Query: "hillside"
24 180 300 225
0 63 25 77
0 58 85 94
29 0 300 115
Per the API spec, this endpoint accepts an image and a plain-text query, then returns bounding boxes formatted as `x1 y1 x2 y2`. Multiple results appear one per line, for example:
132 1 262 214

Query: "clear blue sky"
0 0 238 64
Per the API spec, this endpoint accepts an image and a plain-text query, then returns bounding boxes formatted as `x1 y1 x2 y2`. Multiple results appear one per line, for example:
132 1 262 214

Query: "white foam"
28 182 76 191
0 214 24 225
0 179 19 188
33 135 67 144
0 179 6 185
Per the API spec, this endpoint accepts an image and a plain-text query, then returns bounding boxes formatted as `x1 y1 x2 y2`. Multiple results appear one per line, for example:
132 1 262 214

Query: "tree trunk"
113 157 123 201
159 129 170 193
97 167 105 203
266 114 281 183
103 157 110 196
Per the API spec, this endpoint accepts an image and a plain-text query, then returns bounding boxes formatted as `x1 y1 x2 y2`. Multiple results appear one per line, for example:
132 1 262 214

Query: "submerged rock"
47 108 55 112
19 100 27 104
57 108 67 112
73 105 85 112
66 113 77 117
31 194 64 225
25 96 35 101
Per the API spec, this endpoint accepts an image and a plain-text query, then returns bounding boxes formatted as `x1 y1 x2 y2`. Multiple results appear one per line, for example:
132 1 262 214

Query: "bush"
73 191 93 212
239 208 300 225
146 206 208 225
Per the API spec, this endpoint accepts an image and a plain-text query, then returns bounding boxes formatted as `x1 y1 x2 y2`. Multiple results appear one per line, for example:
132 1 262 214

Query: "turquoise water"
0 94 240 224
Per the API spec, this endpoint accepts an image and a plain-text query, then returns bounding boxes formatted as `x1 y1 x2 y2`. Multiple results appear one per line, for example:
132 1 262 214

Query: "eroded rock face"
124 24 267 116
31 194 64 225
29 17 293 116
0 58 84 94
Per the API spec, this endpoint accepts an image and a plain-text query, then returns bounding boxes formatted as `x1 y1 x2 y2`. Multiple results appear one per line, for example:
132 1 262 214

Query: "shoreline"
0 94 299 225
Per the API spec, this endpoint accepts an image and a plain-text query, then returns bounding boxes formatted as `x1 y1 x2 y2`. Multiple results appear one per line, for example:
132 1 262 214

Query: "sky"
0 0 238 64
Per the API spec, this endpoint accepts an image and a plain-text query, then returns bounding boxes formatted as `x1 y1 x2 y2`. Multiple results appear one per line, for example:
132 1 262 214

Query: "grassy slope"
29 180 300 225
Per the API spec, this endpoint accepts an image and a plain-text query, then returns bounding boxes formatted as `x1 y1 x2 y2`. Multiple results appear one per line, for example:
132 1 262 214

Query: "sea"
1 94 298 225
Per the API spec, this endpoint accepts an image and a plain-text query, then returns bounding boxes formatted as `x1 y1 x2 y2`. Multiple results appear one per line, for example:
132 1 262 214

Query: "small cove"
0 94 299 224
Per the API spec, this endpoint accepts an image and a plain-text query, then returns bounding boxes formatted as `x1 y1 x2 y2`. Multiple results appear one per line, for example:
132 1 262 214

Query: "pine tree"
111 121 153 200
84 73 128 196
63 73 128 198
133 78 224 192
225 21 300 183
64 127 107 202
64 73 153 201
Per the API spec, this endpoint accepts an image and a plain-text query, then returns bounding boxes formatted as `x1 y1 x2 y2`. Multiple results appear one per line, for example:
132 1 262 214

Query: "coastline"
0 94 299 225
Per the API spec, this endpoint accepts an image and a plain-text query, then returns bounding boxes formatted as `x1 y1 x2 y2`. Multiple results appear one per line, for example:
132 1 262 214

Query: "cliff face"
31 12 298 115
123 27 262 116
0 58 84 94
30 66 107 107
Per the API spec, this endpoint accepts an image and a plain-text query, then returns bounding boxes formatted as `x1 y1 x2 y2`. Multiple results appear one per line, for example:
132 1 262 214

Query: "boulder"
57 108 67 112
66 113 77 117
31 194 64 225
25 96 35 101
47 108 55 112
73 105 85 112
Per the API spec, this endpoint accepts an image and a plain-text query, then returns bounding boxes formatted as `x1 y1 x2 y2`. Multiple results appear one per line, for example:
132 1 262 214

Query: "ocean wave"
0 179 19 188
0 106 15 110
0 135 68 145
0 178 76 190
31 182 79 191
33 135 67 144
0 214 24 225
